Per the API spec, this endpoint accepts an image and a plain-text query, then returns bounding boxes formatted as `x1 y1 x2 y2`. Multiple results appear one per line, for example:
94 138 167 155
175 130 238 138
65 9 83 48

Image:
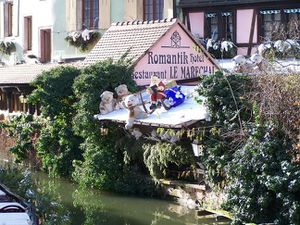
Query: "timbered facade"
179 0 300 55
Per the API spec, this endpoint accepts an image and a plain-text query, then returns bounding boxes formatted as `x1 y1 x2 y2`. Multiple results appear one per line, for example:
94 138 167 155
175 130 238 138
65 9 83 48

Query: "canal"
32 172 230 225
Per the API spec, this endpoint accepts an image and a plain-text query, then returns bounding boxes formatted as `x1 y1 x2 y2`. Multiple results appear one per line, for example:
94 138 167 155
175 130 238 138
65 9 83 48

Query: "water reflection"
33 173 230 225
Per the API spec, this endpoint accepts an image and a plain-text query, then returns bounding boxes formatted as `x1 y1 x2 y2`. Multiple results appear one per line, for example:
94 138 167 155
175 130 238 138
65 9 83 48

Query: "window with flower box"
82 0 99 29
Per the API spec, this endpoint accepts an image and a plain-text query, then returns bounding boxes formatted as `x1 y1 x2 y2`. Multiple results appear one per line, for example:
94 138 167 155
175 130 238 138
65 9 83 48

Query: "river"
32 172 230 225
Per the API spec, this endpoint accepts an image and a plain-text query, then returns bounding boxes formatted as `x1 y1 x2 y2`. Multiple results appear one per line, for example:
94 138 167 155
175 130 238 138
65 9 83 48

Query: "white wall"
0 0 84 65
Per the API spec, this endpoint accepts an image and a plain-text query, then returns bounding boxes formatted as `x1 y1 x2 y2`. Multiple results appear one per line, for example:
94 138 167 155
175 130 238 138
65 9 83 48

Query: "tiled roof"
0 61 84 85
0 64 58 85
84 18 178 65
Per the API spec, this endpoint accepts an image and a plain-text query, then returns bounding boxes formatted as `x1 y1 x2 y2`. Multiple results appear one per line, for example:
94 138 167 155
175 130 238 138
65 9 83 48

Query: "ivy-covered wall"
1 61 299 224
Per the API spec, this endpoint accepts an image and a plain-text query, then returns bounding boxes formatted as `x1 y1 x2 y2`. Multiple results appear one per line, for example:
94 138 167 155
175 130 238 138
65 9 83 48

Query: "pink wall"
133 24 218 86
189 12 204 38
236 9 257 44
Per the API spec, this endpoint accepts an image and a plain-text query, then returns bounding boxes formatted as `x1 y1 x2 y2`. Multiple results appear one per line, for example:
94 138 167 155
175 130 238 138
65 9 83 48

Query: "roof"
0 64 57 85
179 0 290 8
0 61 83 86
84 18 178 65
94 86 210 129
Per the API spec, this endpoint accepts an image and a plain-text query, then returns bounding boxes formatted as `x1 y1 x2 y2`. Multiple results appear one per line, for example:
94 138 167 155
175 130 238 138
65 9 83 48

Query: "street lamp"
191 142 204 157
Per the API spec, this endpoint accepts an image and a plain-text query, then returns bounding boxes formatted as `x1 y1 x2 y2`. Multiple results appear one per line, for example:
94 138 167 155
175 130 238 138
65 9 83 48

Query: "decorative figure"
99 91 117 115
131 128 143 140
115 84 131 109
148 75 166 110
164 86 185 108
124 94 148 130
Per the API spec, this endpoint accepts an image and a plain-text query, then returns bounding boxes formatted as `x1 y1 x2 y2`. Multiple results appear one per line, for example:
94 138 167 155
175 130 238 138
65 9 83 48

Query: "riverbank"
0 163 230 225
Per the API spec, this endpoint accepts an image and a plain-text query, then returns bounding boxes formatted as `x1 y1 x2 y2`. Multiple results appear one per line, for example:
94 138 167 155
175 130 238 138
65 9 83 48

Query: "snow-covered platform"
218 58 300 74
94 86 210 129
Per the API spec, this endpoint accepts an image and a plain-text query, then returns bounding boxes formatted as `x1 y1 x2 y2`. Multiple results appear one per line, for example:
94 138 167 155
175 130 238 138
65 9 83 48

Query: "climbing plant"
195 71 252 185
72 60 157 195
28 66 83 177
197 71 300 224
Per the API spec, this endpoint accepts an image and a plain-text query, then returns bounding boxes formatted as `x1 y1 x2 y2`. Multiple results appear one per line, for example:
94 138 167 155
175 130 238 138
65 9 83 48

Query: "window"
24 16 32 51
144 0 164 21
260 10 282 40
284 8 300 39
4 2 13 37
40 29 51 63
82 0 99 29
205 11 234 41
260 8 300 40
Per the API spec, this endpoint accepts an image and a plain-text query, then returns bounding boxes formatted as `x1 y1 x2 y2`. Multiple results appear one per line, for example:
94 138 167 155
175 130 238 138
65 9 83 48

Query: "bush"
72 60 157 195
28 66 82 177
143 141 195 179
196 72 300 224
0 114 41 163
195 71 252 184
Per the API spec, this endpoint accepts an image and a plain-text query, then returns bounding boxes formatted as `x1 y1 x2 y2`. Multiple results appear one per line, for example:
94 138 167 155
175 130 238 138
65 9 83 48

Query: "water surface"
34 173 230 225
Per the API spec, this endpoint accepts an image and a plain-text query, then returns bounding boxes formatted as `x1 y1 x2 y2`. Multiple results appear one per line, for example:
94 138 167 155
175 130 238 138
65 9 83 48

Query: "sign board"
133 25 218 86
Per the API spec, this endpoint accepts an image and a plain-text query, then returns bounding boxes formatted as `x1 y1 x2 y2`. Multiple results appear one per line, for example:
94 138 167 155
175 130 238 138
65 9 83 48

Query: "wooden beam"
247 9 256 56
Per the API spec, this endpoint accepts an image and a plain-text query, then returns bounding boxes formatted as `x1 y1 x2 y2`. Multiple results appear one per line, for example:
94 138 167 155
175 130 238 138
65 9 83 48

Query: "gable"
133 23 219 86
84 20 177 65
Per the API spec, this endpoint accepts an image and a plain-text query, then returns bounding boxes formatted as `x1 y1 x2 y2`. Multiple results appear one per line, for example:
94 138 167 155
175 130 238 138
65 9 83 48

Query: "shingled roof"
84 18 178 65
0 64 58 85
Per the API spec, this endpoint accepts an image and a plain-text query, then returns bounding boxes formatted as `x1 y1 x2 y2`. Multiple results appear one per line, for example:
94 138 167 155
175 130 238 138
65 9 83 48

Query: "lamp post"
191 142 204 157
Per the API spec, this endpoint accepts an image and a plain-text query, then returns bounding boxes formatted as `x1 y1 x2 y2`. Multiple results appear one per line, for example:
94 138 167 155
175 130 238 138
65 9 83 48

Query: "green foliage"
195 71 252 184
29 66 83 177
143 142 195 179
197 71 300 224
225 125 300 225
72 60 137 138
29 66 80 119
0 114 42 163
72 60 157 195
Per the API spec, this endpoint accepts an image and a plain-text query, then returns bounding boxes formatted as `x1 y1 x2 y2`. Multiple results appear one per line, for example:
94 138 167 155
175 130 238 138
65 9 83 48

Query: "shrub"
72 60 157 195
28 66 82 177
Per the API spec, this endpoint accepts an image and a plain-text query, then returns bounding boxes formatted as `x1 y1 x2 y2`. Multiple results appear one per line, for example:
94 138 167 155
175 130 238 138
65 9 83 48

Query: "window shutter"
13 0 19 36
99 0 110 29
0 3 4 38
66 0 77 31
4 2 9 37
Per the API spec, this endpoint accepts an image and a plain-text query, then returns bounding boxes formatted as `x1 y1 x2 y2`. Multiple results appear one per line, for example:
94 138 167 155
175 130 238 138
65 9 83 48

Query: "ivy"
72 60 157 195
0 114 42 163
28 66 83 177
143 141 195 179
197 71 300 224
